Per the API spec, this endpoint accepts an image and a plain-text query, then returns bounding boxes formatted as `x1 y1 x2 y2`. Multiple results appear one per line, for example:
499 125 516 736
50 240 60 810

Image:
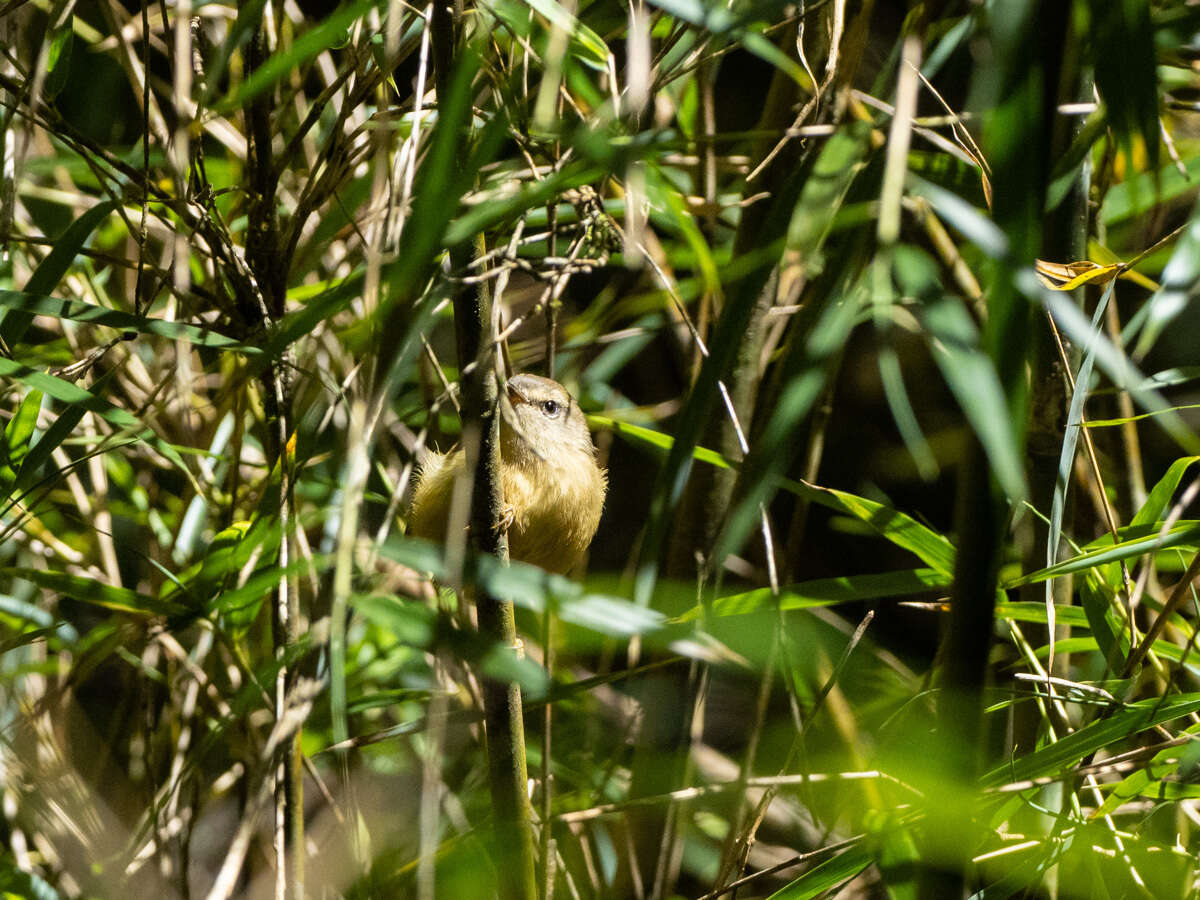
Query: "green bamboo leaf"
354 591 550 696
443 161 601 247
0 591 79 649
1135 212 1200 358
353 594 437 648
1007 521 1200 588
714 125 876 569
1046 110 1107 212
675 568 949 622
522 0 610 70
995 602 1091 629
592 416 734 471
0 390 42 493
380 545 729 672
0 291 256 352
1030 274 1200 455
982 694 1200 788
198 0 269 106
214 559 325 636
1040 279 1117 667
1 200 118 349
1131 455 1200 528
166 521 256 605
0 858 61 900
247 269 365 377
43 20 73 100
375 48 497 324
0 625 62 654
5 567 185 617
1030 637 1100 660
1084 404 1200 428
809 485 957 576
634 122 860 607
645 167 721 297
874 817 921 900
1078 572 1125 666
741 29 810 88
768 845 873 899
383 536 669 639
908 175 1009 260
644 0 737 32
878 339 938 482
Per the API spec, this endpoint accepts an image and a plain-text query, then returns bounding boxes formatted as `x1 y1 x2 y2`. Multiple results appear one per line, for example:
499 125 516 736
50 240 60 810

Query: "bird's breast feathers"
502 451 606 572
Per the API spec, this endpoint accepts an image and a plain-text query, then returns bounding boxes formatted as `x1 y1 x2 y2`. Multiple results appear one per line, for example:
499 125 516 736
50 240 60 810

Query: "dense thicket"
3 2 1200 898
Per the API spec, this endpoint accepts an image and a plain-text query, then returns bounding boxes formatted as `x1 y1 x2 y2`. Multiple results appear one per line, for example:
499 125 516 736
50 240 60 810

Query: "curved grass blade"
995 601 1091 629
906 245 1025 502
523 0 610 70
1135 210 1200 359
1026 271 1200 455
633 124 868 606
1100 153 1200 226
714 125 875 572
912 164 1186 459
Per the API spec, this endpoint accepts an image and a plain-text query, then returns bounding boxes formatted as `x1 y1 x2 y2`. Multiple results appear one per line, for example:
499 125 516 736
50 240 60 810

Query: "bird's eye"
541 399 562 417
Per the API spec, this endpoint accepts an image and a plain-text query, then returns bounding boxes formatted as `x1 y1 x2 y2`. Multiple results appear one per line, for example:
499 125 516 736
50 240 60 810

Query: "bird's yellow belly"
503 459 604 574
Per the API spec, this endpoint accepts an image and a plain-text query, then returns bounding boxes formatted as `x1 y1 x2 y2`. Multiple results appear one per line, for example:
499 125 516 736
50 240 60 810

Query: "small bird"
408 374 607 574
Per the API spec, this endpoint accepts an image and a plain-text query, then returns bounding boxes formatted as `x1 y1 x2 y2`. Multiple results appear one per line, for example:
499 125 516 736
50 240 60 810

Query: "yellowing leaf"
1037 226 1184 292
1035 259 1123 291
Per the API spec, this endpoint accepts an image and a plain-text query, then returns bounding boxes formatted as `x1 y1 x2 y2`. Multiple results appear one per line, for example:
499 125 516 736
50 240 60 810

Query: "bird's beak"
505 381 528 406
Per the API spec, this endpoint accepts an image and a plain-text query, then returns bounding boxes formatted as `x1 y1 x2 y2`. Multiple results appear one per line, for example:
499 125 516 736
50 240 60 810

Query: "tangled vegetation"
4 1 1200 898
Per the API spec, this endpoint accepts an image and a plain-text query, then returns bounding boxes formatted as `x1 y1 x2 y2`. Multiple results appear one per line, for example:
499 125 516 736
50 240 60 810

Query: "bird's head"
500 374 594 465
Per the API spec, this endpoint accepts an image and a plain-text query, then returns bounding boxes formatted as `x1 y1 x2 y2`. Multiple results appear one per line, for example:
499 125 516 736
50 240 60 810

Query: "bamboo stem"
430 8 537 898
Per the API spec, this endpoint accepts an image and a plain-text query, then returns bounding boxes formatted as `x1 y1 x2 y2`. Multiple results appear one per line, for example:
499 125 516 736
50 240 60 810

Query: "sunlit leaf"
0 390 42 495
768 845 873 899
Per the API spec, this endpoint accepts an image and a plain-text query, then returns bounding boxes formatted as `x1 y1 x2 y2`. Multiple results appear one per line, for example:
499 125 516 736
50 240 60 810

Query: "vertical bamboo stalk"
429 8 537 898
